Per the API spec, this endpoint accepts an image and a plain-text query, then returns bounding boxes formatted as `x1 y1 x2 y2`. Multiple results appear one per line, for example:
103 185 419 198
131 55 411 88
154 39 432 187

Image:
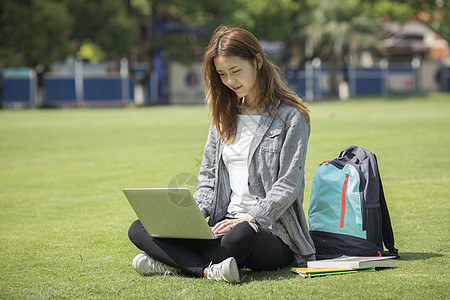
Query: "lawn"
0 93 449 299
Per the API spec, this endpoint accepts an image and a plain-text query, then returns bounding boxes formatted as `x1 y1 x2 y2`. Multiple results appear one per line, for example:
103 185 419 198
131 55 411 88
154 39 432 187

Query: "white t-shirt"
223 114 261 218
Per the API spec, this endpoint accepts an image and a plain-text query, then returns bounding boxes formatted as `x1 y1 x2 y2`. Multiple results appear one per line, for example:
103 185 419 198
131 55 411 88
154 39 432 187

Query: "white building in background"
382 21 450 92
382 21 449 62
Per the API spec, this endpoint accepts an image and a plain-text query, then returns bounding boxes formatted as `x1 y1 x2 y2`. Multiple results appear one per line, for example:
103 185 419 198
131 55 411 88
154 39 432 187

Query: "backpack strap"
341 146 399 258
375 156 399 258
340 145 366 163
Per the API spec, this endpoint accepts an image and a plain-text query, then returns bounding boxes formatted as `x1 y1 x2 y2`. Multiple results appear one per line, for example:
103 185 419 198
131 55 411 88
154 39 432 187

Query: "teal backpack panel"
308 162 366 239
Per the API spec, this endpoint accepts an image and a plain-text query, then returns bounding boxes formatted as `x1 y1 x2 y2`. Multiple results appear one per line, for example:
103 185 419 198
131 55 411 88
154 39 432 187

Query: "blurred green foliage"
0 0 72 68
0 0 447 70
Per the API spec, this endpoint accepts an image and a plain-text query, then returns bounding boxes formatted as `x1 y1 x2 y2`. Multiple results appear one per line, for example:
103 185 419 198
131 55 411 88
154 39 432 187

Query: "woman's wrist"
242 213 256 223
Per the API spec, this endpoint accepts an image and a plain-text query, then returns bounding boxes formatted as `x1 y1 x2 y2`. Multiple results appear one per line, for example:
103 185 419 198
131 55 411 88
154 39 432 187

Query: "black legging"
128 219 294 277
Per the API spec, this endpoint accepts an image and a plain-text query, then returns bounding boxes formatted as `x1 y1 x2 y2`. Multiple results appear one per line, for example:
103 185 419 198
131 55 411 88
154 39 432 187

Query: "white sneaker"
206 257 240 283
132 253 179 276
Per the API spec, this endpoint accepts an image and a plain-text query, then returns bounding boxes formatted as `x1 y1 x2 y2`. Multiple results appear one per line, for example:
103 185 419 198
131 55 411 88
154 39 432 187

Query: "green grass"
1 93 449 299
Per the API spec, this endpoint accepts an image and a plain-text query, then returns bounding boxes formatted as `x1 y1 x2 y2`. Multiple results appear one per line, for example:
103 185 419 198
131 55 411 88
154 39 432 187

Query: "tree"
230 0 299 41
0 0 133 106
124 0 240 105
124 0 301 105
373 0 449 43
0 0 72 106
67 0 134 61
290 0 385 98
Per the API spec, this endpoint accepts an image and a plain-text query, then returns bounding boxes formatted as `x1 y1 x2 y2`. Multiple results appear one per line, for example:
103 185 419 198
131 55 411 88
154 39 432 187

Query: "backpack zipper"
340 173 350 228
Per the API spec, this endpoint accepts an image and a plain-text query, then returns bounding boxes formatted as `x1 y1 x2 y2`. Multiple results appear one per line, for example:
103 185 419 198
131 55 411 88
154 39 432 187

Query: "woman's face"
213 55 260 103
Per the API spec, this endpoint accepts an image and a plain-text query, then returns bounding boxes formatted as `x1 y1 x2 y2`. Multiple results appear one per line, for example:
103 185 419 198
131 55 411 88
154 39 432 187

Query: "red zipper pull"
340 174 350 228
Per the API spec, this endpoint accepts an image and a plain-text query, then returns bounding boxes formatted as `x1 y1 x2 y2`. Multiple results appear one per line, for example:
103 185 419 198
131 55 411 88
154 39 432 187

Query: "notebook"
291 267 375 278
123 188 220 239
307 256 397 269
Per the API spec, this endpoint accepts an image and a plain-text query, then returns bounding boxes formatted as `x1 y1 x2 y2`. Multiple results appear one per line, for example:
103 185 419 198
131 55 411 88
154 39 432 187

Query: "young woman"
128 26 315 283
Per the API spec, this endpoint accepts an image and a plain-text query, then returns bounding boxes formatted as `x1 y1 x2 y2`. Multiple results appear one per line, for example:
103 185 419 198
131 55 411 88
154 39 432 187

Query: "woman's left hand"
212 215 255 234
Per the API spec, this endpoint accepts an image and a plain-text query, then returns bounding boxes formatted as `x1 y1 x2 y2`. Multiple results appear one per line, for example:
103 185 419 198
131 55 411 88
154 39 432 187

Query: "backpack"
308 145 399 260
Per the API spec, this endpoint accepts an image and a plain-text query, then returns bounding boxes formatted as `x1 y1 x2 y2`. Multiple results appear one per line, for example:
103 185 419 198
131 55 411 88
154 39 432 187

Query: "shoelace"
206 262 222 281
148 258 177 275
163 270 177 276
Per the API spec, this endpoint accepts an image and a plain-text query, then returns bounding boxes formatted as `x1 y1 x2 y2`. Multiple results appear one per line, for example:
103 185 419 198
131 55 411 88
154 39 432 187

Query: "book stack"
291 256 396 278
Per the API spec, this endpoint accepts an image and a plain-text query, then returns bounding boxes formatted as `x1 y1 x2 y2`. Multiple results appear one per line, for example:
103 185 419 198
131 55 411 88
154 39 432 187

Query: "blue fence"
441 67 450 92
286 65 443 100
3 76 152 107
45 78 76 102
2 65 449 107
351 68 387 96
3 78 30 102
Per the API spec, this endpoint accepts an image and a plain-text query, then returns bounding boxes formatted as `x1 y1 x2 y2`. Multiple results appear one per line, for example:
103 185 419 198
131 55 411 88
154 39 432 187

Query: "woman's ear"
255 53 263 69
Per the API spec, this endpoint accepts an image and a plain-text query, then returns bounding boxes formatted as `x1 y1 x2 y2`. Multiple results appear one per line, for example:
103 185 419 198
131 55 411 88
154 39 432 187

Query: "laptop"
123 188 221 239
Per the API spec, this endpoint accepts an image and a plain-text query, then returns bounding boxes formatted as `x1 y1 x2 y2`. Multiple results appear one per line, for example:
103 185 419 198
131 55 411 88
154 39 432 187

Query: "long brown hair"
203 26 310 143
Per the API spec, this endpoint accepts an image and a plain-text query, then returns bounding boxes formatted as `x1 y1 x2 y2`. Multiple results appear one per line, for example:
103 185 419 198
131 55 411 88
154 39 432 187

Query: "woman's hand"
212 214 256 234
